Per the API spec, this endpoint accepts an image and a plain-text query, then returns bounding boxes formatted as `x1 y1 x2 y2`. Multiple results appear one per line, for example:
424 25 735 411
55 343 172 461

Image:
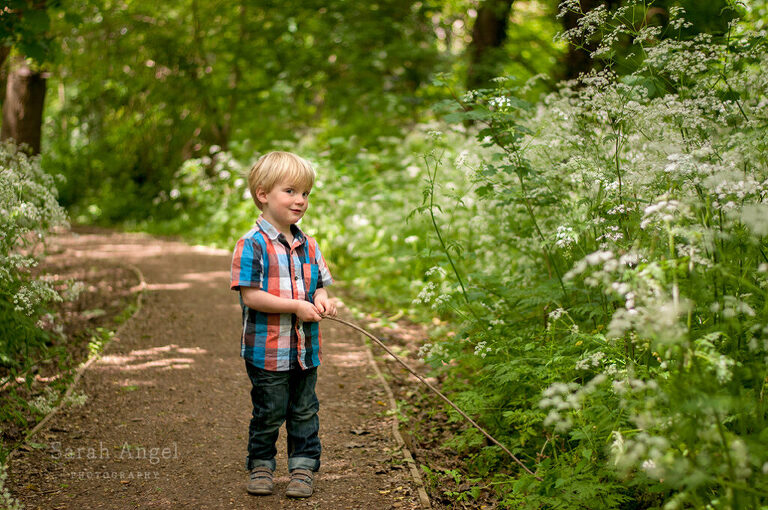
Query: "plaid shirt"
230 217 333 371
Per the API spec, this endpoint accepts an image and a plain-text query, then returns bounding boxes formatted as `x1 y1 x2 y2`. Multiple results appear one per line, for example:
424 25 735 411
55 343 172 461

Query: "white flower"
454 150 470 167
488 96 513 111
585 250 614 265
555 225 577 248
549 308 565 320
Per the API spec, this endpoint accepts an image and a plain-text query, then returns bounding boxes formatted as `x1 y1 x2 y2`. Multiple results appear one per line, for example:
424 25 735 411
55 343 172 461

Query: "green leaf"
442 112 469 123
64 12 84 26
20 9 50 34
19 39 47 62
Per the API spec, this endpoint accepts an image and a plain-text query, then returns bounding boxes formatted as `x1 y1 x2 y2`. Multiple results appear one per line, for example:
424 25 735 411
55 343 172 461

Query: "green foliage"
0 1 66 64
43 0 445 223
0 141 67 376
0 142 71 466
411 4 768 508
145 149 252 246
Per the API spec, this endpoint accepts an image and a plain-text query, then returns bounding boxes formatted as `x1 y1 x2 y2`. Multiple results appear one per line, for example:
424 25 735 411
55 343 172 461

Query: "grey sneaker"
285 468 314 498
247 466 274 495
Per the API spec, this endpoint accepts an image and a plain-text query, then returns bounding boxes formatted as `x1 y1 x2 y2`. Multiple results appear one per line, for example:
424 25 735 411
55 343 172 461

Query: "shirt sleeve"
230 237 263 291
313 241 333 289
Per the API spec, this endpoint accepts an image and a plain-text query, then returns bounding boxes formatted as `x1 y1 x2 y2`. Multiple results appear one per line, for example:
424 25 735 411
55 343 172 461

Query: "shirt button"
294 275 299 280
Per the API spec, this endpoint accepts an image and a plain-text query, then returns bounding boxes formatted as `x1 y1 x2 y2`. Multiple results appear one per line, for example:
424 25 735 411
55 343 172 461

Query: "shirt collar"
256 216 306 245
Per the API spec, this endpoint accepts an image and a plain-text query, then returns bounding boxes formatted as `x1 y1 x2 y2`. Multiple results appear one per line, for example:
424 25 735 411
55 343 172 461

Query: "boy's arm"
240 287 322 322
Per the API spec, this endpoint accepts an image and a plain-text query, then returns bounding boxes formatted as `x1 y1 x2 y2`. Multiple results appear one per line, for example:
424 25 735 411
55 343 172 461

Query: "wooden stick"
324 315 541 480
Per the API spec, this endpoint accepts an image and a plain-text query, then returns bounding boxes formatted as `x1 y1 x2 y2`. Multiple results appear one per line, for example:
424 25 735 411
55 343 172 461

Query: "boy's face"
256 180 311 233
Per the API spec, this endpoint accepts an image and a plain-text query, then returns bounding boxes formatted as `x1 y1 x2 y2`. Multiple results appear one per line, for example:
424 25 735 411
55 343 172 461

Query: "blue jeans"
244 361 321 472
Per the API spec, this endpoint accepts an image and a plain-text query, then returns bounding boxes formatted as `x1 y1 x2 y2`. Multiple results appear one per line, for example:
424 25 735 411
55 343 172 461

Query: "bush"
419 4 768 508
0 142 68 373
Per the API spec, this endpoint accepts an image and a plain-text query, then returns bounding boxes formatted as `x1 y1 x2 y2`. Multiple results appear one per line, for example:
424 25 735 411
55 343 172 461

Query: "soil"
355 316 502 509
7 227 425 509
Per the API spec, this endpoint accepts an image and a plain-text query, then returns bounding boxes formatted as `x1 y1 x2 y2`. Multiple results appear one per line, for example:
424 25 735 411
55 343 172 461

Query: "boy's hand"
313 290 337 318
295 301 322 322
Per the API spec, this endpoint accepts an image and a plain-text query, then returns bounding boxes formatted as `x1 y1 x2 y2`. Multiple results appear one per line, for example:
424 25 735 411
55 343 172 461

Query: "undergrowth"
0 142 67 380
414 3 768 508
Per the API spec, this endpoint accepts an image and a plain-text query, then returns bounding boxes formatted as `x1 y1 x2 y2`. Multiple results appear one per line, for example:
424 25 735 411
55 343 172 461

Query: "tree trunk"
466 0 515 90
0 46 10 71
0 46 10 107
560 0 621 81
1 58 47 154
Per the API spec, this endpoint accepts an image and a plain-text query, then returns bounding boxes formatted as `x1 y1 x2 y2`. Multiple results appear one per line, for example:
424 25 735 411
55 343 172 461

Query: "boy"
230 151 336 498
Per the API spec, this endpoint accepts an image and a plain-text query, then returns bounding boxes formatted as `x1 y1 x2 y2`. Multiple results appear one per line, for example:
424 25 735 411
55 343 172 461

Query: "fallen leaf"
82 309 107 320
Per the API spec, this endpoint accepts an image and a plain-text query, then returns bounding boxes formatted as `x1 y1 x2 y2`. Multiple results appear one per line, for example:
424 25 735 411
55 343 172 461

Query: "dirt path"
9 229 424 509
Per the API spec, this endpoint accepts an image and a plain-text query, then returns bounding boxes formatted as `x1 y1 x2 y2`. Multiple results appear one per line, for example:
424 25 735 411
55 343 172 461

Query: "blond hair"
247 151 316 209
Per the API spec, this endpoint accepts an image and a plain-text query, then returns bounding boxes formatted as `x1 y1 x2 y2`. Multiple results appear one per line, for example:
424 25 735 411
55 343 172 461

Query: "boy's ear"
255 188 268 205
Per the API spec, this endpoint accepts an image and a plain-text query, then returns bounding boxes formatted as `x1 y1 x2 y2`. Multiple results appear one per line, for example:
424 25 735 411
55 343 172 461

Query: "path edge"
361 336 432 510
6 262 148 462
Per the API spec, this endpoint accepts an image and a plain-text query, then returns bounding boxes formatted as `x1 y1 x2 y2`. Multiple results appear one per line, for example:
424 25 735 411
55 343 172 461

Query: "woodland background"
2 1 768 508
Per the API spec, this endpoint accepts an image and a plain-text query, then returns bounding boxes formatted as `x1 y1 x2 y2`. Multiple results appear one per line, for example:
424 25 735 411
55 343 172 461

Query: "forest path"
9 228 422 510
